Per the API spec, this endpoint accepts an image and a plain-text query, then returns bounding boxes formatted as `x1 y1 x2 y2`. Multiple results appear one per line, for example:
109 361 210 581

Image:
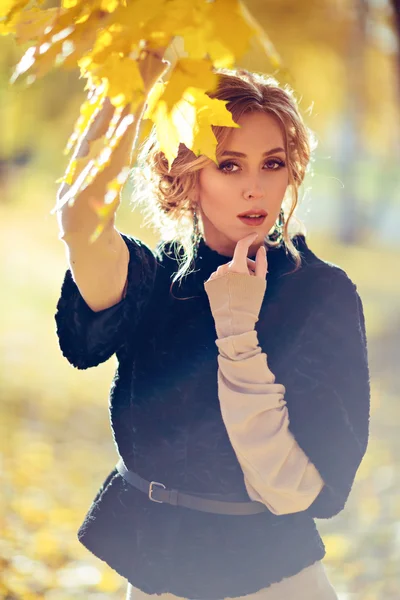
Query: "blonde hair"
130 68 317 290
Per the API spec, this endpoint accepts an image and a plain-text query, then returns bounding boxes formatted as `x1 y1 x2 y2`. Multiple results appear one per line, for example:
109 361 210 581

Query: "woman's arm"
56 47 170 310
54 97 158 369
55 233 158 370
278 271 370 518
56 97 138 313
204 269 370 518
204 271 324 515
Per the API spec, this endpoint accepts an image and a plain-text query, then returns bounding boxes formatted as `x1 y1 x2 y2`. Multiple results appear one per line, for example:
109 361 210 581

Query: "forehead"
224 112 284 148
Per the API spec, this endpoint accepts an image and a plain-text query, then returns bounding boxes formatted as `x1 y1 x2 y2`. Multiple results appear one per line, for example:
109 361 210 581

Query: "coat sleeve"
54 232 157 370
204 268 370 519
279 270 371 518
204 271 325 516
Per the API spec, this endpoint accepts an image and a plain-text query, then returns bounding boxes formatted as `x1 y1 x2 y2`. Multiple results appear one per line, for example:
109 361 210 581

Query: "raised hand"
206 232 268 283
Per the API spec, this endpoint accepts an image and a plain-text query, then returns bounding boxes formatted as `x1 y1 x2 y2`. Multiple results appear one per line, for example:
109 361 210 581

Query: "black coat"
55 233 370 599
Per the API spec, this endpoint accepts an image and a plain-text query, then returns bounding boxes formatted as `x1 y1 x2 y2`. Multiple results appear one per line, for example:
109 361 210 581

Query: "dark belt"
116 458 268 515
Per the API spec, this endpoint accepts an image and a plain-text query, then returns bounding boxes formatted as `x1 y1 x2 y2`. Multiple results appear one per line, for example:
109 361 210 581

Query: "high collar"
193 234 308 280
158 234 310 291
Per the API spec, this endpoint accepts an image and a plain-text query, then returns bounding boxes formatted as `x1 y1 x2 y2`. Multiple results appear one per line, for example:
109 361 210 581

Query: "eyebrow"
220 147 286 158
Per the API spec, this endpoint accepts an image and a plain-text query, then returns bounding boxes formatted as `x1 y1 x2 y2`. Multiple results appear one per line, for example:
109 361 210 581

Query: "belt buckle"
149 480 166 503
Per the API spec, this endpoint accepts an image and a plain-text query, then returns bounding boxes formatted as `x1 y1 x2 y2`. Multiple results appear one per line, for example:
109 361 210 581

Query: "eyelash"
218 159 286 174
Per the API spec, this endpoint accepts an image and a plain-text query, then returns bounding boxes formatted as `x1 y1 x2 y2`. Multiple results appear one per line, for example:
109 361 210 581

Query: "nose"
242 170 266 196
243 183 264 200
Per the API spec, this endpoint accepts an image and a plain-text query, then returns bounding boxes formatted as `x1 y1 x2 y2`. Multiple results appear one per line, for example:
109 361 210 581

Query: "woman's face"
195 111 289 257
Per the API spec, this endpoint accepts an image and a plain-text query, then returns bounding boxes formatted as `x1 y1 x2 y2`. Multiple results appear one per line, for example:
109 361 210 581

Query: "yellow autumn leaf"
145 57 239 168
150 83 240 169
176 0 253 67
37 2 82 39
82 53 145 107
178 0 281 70
11 6 59 43
188 87 240 160
208 0 255 58
176 15 234 67
101 0 122 11
114 0 166 30
89 105 138 174
152 98 190 168
62 9 126 70
57 13 115 71
54 89 111 191
11 4 116 79
0 0 34 35
61 0 79 8
61 26 107 71
88 25 130 66
143 80 166 119
0 0 29 19
88 0 164 64
205 38 236 69
161 58 219 112
139 1 196 52
11 38 59 82
88 0 169 61
131 117 154 161
0 11 19 34
28 43 61 80
53 106 139 214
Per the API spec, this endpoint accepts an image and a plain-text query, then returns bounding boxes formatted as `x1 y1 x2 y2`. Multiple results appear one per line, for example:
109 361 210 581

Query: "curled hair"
130 68 317 292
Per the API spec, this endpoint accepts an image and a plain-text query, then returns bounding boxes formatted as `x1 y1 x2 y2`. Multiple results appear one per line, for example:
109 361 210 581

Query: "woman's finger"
255 245 268 279
232 232 259 272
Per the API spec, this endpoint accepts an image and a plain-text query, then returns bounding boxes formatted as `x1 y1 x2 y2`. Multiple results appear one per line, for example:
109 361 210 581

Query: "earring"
191 205 201 247
265 208 285 246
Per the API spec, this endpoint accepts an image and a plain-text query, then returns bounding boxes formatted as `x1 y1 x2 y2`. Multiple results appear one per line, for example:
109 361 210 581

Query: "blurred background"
1 0 399 598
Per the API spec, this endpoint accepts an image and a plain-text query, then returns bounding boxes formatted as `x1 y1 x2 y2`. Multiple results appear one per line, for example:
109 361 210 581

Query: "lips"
238 210 268 217
238 215 266 227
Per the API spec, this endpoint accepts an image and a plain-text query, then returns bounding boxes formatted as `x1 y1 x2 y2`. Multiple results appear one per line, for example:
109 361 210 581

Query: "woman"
55 69 370 600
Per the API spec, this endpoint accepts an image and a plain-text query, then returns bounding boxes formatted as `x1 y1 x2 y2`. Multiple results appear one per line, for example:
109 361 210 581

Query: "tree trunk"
337 0 368 245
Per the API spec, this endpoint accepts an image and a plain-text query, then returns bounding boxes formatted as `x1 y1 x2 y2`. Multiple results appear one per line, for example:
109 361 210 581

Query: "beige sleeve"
204 271 325 515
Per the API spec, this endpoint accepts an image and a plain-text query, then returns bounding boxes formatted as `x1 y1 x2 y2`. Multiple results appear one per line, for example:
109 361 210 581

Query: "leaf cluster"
1 0 280 235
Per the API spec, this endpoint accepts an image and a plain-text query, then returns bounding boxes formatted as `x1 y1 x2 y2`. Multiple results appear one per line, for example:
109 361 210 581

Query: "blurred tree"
0 34 83 201
241 0 399 244
336 0 368 244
